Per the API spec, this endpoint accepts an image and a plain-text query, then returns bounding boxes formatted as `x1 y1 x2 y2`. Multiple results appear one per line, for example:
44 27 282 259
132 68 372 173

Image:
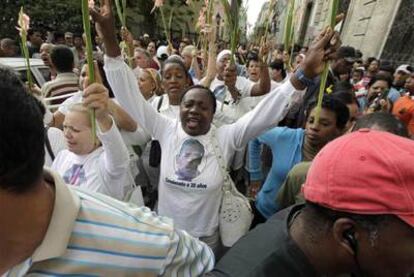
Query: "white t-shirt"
104 56 299 237
52 119 131 200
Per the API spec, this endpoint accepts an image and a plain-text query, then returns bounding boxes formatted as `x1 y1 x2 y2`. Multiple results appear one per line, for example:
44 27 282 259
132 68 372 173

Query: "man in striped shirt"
41 45 79 106
0 65 214 276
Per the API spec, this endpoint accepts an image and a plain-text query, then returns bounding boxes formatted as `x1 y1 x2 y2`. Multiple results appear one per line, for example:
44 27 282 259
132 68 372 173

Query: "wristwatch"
294 68 318 87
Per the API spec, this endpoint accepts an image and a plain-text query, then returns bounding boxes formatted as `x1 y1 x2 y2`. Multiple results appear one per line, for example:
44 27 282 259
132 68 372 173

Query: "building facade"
279 0 412 64
340 0 401 59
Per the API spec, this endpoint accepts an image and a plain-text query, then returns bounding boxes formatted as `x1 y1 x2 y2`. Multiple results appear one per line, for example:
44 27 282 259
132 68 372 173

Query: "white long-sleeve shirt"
104 56 300 237
52 118 131 200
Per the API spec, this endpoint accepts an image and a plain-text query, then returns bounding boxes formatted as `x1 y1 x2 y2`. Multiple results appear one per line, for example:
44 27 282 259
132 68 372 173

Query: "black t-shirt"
206 205 318 277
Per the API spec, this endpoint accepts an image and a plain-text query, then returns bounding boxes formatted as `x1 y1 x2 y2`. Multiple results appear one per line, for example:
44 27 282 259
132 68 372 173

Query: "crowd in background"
0 1 413 275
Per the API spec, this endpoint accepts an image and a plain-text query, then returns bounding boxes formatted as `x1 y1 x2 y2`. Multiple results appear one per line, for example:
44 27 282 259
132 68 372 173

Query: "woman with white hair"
51 84 132 200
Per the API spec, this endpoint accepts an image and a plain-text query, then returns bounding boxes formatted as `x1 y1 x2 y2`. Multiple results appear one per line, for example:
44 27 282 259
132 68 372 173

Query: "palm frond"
219 0 241 64
81 0 97 143
283 0 295 53
315 0 340 123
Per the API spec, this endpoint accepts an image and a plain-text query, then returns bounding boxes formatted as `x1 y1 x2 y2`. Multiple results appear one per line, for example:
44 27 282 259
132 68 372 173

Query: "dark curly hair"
0 66 45 193
305 95 350 130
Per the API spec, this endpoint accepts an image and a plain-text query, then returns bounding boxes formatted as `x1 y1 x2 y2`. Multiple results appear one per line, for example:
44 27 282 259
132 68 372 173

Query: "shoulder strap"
209 128 233 192
156 95 164 112
44 126 55 161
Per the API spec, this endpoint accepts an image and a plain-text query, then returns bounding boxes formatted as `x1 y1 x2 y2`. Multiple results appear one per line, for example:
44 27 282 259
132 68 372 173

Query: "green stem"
261 0 275 45
315 63 329 123
115 0 126 26
81 0 97 143
20 36 34 89
206 0 214 24
122 0 127 26
115 0 133 68
314 0 339 123
160 7 172 48
202 1 215 62
289 30 295 68
283 0 294 53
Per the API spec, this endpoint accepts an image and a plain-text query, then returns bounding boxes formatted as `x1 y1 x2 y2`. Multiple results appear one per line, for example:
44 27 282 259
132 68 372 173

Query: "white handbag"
210 129 253 247
123 151 144 207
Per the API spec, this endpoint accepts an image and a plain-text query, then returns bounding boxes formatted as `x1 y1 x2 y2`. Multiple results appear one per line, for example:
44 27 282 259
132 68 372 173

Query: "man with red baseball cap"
208 129 414 276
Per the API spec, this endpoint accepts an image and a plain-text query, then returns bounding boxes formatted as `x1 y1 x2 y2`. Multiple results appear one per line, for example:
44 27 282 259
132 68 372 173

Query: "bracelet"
294 67 317 87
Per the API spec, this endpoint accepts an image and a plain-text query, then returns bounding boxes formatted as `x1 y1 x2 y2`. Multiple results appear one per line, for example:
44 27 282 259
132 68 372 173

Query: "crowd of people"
0 0 413 276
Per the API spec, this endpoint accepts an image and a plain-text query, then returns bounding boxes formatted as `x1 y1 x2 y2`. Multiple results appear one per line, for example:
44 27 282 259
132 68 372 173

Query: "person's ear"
332 218 358 256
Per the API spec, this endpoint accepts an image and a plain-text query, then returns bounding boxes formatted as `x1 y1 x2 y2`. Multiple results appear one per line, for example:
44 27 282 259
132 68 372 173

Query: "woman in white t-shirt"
51 83 131 200
106 56 302 254
92 0 336 254
104 58 304 254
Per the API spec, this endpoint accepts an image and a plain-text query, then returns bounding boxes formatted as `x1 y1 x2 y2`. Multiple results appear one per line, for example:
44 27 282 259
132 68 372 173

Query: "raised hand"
83 83 112 131
89 0 121 57
223 63 240 102
301 27 341 78
121 27 134 44
259 43 269 63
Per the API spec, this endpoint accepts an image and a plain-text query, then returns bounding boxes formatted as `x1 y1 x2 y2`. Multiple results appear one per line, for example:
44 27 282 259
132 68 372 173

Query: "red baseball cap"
303 129 414 227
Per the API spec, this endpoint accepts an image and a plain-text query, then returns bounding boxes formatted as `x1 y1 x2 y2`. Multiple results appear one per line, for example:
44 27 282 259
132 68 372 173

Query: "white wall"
340 0 401 58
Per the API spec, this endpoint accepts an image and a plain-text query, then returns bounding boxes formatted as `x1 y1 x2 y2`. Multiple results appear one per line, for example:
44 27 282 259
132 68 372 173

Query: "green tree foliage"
127 0 202 40
0 0 203 41
0 0 82 39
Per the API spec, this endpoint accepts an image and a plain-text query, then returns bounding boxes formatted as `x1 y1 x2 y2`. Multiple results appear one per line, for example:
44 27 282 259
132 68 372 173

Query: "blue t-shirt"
249 127 305 218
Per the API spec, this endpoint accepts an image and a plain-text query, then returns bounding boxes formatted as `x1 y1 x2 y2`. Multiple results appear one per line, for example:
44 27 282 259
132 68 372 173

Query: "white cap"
216 49 232 63
395 64 413 75
157 45 169 60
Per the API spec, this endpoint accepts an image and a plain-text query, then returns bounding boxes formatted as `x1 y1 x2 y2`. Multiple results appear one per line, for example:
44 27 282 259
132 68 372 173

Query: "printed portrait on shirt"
63 164 86 186
174 139 205 182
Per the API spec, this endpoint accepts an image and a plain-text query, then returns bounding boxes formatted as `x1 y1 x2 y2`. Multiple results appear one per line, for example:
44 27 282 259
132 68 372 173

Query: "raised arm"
83 83 129 199
108 99 137 132
250 45 271 97
90 0 172 139
199 27 217 88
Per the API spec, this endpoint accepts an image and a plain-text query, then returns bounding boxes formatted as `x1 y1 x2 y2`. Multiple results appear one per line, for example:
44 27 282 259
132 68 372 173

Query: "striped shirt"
41 72 79 105
5 170 214 276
